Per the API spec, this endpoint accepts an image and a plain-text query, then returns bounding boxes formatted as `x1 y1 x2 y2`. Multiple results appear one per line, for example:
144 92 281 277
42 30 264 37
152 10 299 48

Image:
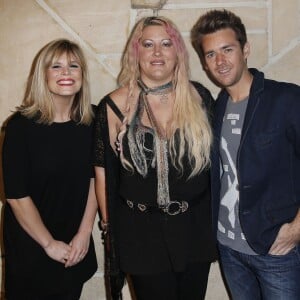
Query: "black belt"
124 199 191 216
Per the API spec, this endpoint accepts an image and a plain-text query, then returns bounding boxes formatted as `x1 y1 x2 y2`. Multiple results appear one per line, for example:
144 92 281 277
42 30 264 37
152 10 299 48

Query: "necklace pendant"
137 79 173 103
159 93 168 104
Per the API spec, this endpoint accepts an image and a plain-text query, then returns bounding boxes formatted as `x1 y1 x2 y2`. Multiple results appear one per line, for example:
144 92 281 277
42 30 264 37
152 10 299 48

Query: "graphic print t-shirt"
217 96 256 255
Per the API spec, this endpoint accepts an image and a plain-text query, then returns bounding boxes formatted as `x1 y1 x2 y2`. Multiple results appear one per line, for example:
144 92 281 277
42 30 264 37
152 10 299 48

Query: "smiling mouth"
57 79 75 85
151 60 165 66
217 68 230 75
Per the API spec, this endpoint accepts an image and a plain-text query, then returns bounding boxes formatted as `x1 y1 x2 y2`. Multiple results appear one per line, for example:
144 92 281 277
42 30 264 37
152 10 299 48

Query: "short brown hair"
191 9 247 59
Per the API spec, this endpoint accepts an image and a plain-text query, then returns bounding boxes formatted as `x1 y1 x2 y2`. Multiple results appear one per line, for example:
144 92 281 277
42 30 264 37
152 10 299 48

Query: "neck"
137 79 173 96
227 70 253 102
52 95 74 122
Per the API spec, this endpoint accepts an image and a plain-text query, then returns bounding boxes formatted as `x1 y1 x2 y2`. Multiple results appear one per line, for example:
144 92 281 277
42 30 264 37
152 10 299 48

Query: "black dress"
2 112 98 297
93 81 217 277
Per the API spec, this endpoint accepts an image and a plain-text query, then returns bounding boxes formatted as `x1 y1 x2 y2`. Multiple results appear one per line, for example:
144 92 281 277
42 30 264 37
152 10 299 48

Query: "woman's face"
46 52 82 100
138 25 177 86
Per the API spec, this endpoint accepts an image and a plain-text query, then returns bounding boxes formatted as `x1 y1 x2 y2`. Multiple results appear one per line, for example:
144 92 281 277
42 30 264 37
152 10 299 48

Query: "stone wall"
0 0 299 299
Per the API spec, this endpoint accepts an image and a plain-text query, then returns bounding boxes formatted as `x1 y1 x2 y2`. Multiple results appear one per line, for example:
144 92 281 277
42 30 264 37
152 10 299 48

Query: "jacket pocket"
253 129 281 149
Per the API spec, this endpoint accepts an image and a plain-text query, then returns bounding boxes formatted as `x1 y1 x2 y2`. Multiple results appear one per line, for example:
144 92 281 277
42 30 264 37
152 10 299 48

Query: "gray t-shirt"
217 96 256 255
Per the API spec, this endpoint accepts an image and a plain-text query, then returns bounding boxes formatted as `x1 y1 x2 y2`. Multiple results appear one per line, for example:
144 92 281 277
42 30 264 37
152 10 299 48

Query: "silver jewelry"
137 79 173 104
127 79 172 208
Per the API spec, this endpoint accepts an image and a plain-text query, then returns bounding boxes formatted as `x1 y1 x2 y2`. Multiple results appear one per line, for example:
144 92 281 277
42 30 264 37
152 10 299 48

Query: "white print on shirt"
232 128 241 135
228 230 235 240
218 221 226 233
227 113 240 120
220 137 239 228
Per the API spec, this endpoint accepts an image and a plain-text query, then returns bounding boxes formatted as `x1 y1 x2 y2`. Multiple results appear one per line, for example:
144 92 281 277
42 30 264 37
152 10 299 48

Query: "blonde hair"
119 16 212 176
18 39 93 125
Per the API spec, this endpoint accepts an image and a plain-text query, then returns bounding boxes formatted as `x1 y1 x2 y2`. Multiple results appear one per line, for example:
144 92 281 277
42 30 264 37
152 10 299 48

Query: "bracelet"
100 220 109 233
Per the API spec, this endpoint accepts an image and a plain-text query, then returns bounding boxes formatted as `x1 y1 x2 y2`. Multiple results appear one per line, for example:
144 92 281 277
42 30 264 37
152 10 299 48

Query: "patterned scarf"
127 79 173 207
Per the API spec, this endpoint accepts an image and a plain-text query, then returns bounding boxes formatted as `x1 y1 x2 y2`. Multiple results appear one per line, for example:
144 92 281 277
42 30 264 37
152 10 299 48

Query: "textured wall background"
0 0 299 299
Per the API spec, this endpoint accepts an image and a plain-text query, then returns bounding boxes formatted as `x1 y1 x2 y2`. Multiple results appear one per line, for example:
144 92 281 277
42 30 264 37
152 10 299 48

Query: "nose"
215 53 225 65
153 44 162 57
61 66 71 75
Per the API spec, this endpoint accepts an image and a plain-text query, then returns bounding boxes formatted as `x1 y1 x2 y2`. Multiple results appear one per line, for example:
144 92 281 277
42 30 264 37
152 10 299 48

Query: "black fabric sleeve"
2 113 30 199
191 80 215 124
92 97 108 167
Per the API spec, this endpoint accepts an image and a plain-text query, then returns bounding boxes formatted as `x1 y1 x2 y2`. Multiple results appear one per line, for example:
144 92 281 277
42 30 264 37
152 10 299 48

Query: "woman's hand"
63 178 97 267
64 231 90 267
43 239 71 264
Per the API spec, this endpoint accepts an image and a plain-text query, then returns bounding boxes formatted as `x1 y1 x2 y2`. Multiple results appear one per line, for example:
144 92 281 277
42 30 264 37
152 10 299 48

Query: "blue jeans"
218 243 300 300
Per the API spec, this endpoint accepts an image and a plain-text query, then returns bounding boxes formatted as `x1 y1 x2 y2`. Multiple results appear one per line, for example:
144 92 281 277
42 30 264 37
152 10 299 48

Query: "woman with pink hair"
94 16 217 299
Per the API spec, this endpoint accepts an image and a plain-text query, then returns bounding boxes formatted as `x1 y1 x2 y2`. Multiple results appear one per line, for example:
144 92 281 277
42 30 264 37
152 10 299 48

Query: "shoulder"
190 80 215 114
110 86 129 101
100 86 129 121
260 79 300 111
265 78 300 94
95 87 128 128
109 86 130 112
190 81 214 103
191 80 214 98
252 68 300 97
4 112 31 131
96 86 127 109
2 112 34 148
6 111 27 123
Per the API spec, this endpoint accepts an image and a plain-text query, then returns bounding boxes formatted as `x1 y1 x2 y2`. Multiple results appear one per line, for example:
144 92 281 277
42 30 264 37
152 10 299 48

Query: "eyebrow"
141 38 171 41
204 43 237 54
221 43 237 49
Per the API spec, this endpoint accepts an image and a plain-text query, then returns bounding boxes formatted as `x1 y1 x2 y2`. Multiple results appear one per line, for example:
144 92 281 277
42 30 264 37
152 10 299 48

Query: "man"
191 9 300 299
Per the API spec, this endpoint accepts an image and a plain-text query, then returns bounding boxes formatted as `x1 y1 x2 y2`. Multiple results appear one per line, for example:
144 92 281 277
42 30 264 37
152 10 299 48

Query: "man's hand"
269 218 300 255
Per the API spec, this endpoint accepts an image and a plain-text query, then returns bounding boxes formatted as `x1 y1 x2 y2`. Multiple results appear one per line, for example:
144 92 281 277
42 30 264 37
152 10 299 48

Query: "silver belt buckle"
163 201 189 215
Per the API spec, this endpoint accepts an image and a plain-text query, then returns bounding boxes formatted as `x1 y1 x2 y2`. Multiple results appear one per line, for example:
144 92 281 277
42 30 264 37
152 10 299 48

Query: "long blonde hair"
18 39 93 125
119 16 212 177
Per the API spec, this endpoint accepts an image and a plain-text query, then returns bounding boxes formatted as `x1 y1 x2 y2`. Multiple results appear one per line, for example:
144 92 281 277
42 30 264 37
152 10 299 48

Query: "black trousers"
130 261 211 300
6 284 83 300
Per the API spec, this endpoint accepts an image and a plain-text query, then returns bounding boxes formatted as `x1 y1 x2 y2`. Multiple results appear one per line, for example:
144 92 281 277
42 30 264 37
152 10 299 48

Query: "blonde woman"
2 39 97 299
94 17 217 300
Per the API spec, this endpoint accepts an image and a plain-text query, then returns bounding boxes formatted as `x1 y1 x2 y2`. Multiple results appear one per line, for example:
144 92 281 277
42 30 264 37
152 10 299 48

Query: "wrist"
42 238 53 250
100 219 109 232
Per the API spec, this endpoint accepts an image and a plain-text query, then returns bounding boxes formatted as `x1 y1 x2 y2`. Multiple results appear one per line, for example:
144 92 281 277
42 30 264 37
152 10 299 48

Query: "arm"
95 166 108 225
93 93 124 231
269 209 300 255
269 86 300 255
93 100 110 227
65 178 98 267
7 196 71 263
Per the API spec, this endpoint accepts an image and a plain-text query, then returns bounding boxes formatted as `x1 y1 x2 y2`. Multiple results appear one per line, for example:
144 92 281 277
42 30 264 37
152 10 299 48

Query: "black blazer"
211 68 300 254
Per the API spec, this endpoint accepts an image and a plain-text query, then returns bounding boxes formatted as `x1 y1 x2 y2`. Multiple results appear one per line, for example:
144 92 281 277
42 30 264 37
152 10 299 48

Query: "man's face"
201 28 249 89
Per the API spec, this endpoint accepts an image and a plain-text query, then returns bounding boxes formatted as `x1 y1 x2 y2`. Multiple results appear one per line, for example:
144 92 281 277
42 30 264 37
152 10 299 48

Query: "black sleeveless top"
119 130 210 206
